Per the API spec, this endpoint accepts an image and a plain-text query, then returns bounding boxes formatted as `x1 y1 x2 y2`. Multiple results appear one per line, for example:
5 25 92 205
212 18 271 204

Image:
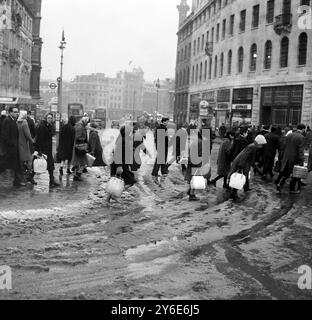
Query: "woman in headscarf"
17 110 36 184
108 126 137 202
88 121 105 167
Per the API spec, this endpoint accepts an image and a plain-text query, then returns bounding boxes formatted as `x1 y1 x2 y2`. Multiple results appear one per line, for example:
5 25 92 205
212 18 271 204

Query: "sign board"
216 103 230 110
49 82 57 90
232 104 252 110
55 120 60 133
50 104 58 112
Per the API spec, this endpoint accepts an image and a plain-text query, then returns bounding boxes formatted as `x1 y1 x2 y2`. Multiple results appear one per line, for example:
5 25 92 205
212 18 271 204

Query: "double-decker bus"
93 108 107 129
68 103 84 122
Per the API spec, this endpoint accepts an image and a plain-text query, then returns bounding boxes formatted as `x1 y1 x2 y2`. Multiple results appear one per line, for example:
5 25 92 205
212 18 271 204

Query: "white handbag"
33 158 47 174
190 168 207 190
86 153 96 167
106 176 125 198
229 172 246 190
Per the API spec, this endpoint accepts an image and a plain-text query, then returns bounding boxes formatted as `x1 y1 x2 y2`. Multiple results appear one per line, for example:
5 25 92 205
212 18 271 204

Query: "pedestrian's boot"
49 172 60 188
189 194 200 201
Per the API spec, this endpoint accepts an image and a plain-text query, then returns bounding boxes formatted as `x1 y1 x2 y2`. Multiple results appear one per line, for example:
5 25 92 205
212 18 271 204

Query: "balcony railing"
274 13 292 35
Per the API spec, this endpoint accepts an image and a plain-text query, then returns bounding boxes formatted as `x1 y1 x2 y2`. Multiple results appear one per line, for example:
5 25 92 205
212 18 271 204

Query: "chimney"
177 0 190 26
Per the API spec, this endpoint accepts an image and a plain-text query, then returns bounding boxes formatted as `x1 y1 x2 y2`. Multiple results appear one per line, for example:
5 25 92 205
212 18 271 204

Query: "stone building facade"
0 0 42 113
175 0 312 128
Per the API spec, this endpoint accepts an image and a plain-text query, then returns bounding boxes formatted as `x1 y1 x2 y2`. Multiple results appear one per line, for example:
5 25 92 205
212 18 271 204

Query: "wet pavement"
0 131 312 300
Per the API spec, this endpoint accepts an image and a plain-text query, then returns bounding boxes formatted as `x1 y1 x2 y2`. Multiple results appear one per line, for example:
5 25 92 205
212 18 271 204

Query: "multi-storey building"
175 0 312 128
0 0 42 113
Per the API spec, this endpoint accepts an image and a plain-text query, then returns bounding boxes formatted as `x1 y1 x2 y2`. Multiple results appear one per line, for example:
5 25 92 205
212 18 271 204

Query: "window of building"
197 37 200 53
216 23 220 42
196 64 199 82
266 0 275 24
252 5 260 28
301 0 310 5
193 40 196 56
228 50 232 75
202 34 205 51
222 19 226 40
211 27 214 42
192 66 195 83
298 33 308 65
187 67 190 84
204 60 208 80
214 56 218 78
240 10 246 32
238 47 244 73
181 48 183 62
189 43 192 58
209 58 212 79
220 53 224 77
264 40 272 69
250 44 257 71
229 14 235 36
218 0 222 10
283 0 291 14
199 63 203 82
280 37 289 68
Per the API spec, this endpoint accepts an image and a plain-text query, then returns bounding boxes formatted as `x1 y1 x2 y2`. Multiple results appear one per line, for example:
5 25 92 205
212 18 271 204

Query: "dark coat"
17 119 33 163
26 116 36 139
58 122 75 161
35 120 55 172
217 139 232 176
230 135 249 161
0 115 7 139
281 132 305 174
71 122 88 167
0 115 19 171
88 130 105 167
154 123 168 158
229 144 258 177
262 132 281 168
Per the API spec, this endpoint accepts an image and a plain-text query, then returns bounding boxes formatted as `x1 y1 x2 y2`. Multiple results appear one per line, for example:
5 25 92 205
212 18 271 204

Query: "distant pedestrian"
88 121 105 167
35 113 60 188
0 110 7 139
219 123 226 139
230 127 249 161
58 116 76 175
71 116 89 181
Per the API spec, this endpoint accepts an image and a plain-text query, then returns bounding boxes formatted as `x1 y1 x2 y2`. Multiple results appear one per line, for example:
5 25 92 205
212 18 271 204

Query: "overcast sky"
40 0 180 82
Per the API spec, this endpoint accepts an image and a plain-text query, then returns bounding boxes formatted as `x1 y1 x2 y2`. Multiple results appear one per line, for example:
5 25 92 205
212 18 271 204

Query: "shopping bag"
229 172 246 190
33 157 47 174
191 176 207 190
106 176 125 198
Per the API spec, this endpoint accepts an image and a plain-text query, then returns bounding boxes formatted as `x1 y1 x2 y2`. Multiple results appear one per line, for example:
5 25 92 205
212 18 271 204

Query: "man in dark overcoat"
275 124 306 193
0 106 24 187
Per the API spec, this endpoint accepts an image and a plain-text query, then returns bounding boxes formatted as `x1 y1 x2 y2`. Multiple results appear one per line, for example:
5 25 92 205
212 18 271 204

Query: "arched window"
250 44 257 71
199 62 203 81
204 60 208 80
214 55 218 78
264 41 272 69
238 47 244 73
280 37 289 68
298 33 308 65
220 53 224 77
209 57 212 79
228 50 232 75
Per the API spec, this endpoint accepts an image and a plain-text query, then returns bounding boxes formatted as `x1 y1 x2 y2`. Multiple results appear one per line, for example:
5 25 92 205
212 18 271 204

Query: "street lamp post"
156 79 160 121
133 90 136 121
56 31 66 149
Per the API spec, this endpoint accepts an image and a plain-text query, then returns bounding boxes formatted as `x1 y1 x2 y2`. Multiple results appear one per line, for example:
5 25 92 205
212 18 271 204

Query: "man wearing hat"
228 135 267 201
152 117 169 178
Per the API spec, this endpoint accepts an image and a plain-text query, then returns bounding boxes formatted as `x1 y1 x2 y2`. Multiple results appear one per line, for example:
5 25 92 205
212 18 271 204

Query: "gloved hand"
116 167 123 176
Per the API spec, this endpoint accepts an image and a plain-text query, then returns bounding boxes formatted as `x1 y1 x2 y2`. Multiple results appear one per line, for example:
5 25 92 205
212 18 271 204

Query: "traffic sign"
49 82 57 90
55 113 60 121
57 77 62 82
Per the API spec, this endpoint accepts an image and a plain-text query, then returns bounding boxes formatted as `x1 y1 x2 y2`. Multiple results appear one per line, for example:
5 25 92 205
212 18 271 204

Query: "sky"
40 0 180 82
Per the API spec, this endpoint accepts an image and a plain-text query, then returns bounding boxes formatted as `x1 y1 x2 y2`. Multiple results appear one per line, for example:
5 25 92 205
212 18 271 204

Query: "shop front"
231 88 253 127
260 85 303 128
216 89 231 128
189 94 201 121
